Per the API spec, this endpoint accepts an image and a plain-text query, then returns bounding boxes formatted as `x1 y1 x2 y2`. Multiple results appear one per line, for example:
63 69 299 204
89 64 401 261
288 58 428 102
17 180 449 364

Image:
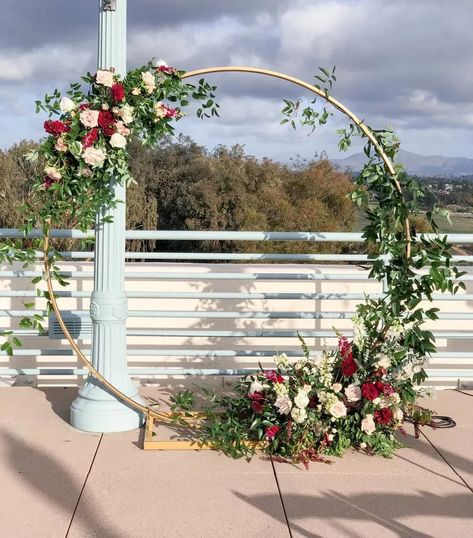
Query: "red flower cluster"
341 356 358 377
82 128 99 148
361 382 379 401
265 425 280 440
111 83 125 102
375 381 394 396
338 336 358 377
374 408 393 425
338 336 351 356
157 64 176 75
249 392 264 413
43 176 57 189
44 120 70 136
264 370 284 383
98 110 115 136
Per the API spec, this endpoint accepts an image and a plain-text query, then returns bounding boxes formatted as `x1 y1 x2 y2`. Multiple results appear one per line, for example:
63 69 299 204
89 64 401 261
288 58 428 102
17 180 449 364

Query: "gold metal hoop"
182 66 411 257
44 65 412 436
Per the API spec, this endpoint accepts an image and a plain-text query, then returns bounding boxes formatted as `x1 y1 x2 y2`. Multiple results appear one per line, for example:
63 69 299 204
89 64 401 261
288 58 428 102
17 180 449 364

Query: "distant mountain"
332 149 473 178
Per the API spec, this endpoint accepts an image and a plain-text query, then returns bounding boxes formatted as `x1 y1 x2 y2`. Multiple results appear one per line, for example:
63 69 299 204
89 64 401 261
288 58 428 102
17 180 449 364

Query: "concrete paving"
0 386 472 538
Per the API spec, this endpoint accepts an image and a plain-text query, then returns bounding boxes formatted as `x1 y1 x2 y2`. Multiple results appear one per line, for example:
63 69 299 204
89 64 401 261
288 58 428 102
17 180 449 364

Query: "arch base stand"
142 414 264 451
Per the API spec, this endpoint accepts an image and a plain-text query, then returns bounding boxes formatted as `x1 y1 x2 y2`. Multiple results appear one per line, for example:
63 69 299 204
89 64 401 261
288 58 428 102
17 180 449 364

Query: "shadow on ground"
1 429 122 538
235 488 473 538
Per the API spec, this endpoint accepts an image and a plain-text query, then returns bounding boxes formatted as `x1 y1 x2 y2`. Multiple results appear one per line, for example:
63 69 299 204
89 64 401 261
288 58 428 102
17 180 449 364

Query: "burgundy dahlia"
111 83 125 102
98 110 115 136
341 356 358 377
374 408 393 425
361 382 380 401
44 120 70 136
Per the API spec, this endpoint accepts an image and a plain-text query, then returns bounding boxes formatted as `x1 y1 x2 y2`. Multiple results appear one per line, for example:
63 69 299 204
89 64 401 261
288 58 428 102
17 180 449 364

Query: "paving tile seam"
270 456 293 538
419 430 473 493
65 433 104 538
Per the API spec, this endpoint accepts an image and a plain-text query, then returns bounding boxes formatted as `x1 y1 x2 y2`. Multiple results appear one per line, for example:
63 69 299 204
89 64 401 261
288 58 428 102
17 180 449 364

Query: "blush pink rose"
82 147 106 166
96 69 115 87
80 109 99 128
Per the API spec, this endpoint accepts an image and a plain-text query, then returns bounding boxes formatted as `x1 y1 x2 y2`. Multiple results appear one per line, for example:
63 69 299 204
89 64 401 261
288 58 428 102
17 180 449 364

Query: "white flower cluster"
396 349 428 380
352 314 367 349
273 353 289 368
385 320 403 342
314 353 335 387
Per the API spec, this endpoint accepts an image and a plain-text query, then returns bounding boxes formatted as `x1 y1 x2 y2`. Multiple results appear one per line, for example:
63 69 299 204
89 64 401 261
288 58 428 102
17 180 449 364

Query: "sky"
0 0 472 161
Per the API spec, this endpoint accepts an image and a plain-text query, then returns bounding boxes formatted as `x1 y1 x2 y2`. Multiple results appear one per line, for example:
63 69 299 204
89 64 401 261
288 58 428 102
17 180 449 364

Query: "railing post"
70 0 144 432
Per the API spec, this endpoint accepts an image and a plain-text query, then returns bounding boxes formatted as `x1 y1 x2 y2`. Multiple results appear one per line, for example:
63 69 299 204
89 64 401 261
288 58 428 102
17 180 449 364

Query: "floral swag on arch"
0 59 464 467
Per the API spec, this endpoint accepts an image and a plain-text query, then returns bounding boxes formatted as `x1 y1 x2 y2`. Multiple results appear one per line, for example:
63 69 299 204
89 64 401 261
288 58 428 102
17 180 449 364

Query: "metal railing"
1 229 473 387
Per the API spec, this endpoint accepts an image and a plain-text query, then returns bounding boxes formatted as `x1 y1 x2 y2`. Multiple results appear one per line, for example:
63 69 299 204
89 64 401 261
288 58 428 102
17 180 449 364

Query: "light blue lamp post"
70 0 144 432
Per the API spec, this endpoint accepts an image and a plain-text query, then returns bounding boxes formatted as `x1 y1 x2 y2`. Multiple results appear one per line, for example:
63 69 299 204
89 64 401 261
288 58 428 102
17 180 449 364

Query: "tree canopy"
0 136 357 253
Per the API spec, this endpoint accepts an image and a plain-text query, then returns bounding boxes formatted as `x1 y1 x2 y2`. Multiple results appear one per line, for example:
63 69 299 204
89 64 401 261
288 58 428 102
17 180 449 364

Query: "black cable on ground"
404 415 456 429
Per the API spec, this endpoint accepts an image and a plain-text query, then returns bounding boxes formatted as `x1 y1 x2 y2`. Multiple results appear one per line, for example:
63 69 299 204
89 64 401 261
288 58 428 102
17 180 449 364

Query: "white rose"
291 407 307 424
118 104 134 124
44 166 61 181
331 383 342 393
344 384 361 402
275 394 292 415
328 400 347 419
361 414 376 435
249 380 264 395
392 407 404 422
96 69 115 87
82 147 106 166
390 393 401 404
109 133 127 148
80 109 99 128
59 96 76 113
141 71 156 93
376 353 391 369
294 390 310 409
131 87 141 96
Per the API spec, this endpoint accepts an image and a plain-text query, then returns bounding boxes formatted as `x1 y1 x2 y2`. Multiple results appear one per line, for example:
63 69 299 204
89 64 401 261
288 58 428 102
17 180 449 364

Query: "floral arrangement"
24 59 218 232
171 317 436 467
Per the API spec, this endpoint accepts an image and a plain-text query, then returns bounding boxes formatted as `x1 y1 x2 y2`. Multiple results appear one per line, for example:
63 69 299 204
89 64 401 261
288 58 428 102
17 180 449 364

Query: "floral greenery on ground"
170 325 435 468
169 71 465 466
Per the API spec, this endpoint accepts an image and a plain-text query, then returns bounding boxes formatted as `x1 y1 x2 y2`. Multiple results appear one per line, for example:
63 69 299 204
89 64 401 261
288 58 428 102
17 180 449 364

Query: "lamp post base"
70 378 145 433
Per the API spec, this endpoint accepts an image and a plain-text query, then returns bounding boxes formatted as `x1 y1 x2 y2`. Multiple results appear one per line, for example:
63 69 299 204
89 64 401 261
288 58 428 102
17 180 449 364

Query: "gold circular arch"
44 65 412 424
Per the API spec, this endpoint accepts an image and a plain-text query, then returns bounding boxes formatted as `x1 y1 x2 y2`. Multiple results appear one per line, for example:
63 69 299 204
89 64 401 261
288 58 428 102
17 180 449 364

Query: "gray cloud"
0 0 472 158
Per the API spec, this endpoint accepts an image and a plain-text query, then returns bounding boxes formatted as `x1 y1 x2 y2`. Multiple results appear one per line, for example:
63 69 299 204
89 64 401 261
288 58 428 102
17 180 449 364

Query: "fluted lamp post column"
70 0 144 432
